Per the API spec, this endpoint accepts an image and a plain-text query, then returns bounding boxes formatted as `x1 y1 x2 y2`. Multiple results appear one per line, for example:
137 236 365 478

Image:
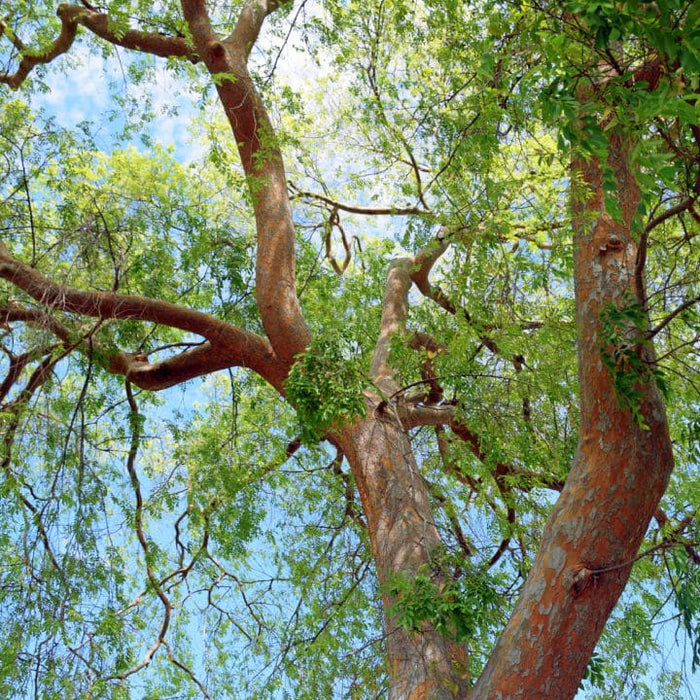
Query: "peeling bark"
0 3 683 698
466 132 674 700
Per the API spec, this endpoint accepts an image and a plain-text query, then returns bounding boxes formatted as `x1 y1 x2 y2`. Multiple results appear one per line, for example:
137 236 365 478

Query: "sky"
2 3 700 700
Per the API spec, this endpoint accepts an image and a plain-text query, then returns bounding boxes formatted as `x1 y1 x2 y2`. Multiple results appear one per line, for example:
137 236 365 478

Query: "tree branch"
370 257 412 395
0 4 197 88
289 185 433 217
395 400 565 492
182 0 311 368
648 294 700 338
0 245 287 390
410 228 456 313
223 0 287 61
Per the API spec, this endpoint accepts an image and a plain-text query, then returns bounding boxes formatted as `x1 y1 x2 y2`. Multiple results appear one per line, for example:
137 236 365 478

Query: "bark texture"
336 412 471 700
182 0 311 369
466 132 674 699
0 3 680 698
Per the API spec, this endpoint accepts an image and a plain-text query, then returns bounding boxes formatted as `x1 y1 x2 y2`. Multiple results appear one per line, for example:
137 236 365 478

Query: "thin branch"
106 382 171 681
645 197 696 235
648 294 700 338
395 400 565 492
324 208 353 275
165 643 212 699
290 184 433 217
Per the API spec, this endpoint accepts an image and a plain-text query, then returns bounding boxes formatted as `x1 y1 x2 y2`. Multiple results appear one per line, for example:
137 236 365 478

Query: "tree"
0 0 699 698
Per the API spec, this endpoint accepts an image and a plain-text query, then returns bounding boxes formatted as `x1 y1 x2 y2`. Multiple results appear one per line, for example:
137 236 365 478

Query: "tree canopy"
0 0 699 698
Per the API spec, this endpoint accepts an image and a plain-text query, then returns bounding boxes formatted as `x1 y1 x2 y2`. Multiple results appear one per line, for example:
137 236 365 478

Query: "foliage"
0 0 698 697
599 290 667 427
670 545 700 672
286 329 368 443
386 553 505 645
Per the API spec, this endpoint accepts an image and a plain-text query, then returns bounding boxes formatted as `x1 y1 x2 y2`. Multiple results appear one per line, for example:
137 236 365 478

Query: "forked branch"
0 244 287 390
182 0 311 367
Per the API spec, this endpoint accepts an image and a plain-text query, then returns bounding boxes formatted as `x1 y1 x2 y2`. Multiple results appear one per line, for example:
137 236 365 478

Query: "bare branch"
410 229 455 313
108 341 285 392
648 294 700 338
222 0 287 61
59 4 198 61
290 184 433 217
370 257 412 395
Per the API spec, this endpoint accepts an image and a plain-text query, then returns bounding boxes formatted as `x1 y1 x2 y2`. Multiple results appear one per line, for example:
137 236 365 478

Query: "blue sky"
3 7 700 700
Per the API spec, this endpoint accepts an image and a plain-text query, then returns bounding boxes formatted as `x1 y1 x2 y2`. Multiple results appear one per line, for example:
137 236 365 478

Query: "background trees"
0 0 699 698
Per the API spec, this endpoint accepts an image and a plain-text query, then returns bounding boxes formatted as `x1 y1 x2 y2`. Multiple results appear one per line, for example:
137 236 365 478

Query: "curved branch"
103 381 171 680
108 340 286 392
395 400 565 492
59 4 198 61
0 302 74 344
1 5 197 89
1 10 79 88
223 0 286 60
410 229 456 313
182 0 310 368
0 246 287 390
648 293 700 338
290 184 433 217
370 257 412 395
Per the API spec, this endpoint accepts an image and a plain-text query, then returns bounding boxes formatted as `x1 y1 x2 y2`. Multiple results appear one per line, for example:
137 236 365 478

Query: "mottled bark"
336 412 470 700
0 3 680 698
467 132 674 699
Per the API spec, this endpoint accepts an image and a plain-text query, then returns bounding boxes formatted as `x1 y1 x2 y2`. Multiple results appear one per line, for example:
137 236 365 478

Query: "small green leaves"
580 652 606 691
670 546 700 671
385 554 504 643
599 291 667 427
211 72 238 86
286 330 367 443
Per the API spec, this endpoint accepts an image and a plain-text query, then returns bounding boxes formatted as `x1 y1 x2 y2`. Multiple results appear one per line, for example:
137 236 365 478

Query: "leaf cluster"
286 330 368 444
599 290 667 426
385 552 505 644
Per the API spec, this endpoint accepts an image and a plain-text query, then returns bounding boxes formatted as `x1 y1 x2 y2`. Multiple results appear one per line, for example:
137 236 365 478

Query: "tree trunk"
466 133 674 699
336 406 471 700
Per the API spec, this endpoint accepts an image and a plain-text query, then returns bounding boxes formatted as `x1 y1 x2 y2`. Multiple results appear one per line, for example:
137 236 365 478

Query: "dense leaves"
0 0 699 697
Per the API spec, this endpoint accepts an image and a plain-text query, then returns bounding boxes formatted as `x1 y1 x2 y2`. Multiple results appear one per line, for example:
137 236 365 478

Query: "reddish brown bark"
0 5 197 89
466 133 674 699
336 412 471 700
181 0 311 369
0 243 288 391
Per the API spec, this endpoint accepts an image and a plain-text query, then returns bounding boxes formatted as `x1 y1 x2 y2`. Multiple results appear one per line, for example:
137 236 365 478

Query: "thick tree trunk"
466 133 674 699
336 407 470 700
